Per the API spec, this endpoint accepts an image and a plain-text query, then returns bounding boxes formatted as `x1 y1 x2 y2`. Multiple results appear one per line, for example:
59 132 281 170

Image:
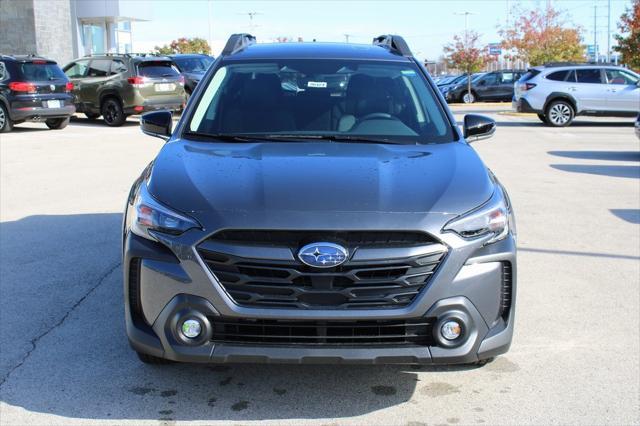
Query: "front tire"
136 351 173 365
0 103 13 132
545 100 574 127
101 98 126 127
45 117 70 130
461 91 476 104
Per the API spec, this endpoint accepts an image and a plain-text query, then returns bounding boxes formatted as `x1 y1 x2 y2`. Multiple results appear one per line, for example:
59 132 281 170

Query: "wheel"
0 102 13 132
84 112 100 120
537 113 548 124
45 117 70 130
101 97 126 127
461 91 476 104
545 100 574 127
136 351 173 365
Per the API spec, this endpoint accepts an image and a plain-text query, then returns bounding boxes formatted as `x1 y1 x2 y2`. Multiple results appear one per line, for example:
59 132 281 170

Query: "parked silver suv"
513 63 639 126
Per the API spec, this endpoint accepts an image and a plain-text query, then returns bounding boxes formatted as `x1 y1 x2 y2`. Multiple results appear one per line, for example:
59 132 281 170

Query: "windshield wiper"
182 132 255 142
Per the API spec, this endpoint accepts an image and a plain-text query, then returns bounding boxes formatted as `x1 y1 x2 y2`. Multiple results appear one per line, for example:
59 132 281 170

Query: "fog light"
181 319 202 339
441 320 462 341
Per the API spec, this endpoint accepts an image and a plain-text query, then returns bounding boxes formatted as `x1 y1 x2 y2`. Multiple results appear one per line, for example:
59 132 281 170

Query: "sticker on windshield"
401 70 416 76
307 81 327 88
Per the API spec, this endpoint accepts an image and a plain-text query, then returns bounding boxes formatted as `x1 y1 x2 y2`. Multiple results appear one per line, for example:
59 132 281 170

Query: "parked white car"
513 63 640 126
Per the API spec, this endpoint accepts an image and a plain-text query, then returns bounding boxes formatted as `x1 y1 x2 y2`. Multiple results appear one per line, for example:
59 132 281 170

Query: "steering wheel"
359 112 399 121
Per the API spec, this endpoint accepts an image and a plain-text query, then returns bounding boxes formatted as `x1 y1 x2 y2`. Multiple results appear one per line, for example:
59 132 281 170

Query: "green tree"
500 3 584 66
154 37 211 55
443 31 488 102
613 0 640 71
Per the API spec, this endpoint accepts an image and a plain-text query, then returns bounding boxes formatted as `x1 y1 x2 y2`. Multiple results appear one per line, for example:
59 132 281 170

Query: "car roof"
1 54 55 63
168 53 211 58
222 42 413 62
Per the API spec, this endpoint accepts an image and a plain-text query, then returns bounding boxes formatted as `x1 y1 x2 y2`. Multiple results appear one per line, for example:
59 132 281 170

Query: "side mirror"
477 80 486 86
463 114 496 142
140 110 173 141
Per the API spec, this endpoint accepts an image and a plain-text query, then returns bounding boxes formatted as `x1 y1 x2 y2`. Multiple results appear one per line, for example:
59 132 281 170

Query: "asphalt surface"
0 108 639 425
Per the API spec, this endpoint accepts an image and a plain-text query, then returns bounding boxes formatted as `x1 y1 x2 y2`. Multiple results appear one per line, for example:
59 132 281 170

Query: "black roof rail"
221 33 256 56
372 34 413 57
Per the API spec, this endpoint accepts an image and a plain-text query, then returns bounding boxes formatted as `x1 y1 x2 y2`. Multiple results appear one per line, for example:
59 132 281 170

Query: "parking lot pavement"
1 112 638 425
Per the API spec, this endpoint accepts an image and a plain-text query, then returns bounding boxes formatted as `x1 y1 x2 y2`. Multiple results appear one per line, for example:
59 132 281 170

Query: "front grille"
209 318 435 346
210 230 438 247
198 230 447 310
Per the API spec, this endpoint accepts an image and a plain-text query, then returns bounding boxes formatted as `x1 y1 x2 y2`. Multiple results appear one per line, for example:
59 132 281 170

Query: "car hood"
147 140 494 231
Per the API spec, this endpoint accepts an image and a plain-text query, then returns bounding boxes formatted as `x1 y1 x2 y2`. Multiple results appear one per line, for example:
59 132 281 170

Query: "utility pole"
208 0 213 55
593 5 597 62
239 12 262 34
606 0 611 62
455 11 475 102
343 34 354 43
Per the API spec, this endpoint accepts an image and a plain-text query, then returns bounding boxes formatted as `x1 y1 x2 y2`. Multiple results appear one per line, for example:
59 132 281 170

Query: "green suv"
63 54 186 126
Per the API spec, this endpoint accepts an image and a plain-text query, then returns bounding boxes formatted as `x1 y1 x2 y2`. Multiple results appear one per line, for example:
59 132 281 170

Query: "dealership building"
0 0 150 65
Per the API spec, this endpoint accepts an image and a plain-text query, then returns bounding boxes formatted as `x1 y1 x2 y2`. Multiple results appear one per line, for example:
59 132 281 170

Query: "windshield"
20 62 66 81
187 59 455 144
173 56 213 73
137 61 180 78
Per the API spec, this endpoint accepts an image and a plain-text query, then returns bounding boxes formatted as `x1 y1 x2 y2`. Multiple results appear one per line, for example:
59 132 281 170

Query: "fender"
544 92 579 114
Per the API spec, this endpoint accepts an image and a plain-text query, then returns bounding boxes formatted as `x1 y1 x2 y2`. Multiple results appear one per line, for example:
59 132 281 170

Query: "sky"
131 0 633 61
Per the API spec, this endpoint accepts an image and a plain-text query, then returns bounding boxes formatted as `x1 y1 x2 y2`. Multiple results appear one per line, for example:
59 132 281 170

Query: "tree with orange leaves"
500 3 584 66
614 0 640 71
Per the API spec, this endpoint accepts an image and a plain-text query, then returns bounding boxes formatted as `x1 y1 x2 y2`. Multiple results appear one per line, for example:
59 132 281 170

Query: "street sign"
488 43 502 56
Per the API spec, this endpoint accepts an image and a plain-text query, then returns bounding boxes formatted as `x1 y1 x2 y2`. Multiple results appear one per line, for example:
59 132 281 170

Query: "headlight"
130 182 200 241
442 186 510 244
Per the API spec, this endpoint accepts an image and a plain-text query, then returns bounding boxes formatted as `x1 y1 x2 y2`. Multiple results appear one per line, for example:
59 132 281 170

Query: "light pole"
455 11 475 103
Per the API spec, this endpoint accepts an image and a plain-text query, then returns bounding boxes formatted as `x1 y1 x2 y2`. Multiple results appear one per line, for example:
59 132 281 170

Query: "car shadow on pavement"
548 151 640 162
70 116 140 128
550 164 640 179
610 209 640 224
0 213 476 422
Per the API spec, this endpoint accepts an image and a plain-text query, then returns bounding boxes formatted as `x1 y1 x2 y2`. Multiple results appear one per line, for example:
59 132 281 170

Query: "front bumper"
124 224 517 364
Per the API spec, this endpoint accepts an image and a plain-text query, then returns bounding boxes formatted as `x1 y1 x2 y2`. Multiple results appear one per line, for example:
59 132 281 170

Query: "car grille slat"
198 230 447 310
209 318 436 346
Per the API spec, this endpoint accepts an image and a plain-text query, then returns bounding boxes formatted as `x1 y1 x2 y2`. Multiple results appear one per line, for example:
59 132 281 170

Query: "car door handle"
568 86 577 91
608 88 617 93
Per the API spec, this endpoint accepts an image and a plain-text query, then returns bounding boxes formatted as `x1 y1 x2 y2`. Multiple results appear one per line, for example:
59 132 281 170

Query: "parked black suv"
0 55 75 132
124 34 516 366
445 70 525 103
168 54 214 100
63 54 186 126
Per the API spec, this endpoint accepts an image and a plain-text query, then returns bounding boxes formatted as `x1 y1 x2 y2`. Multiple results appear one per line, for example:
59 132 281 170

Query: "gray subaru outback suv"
123 34 517 366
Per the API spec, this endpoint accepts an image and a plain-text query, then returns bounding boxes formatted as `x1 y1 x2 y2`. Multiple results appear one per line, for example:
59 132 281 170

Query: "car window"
546 70 572 81
137 61 180 78
87 59 111 77
187 59 455 144
173 57 213 73
111 59 127 74
500 72 515 84
64 60 90 78
20 62 66 80
604 69 639 85
576 69 602 84
0 62 8 81
480 73 498 85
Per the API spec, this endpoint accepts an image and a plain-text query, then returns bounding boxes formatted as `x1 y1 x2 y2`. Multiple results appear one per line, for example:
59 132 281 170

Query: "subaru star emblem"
298 242 348 268
49 84 55 91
